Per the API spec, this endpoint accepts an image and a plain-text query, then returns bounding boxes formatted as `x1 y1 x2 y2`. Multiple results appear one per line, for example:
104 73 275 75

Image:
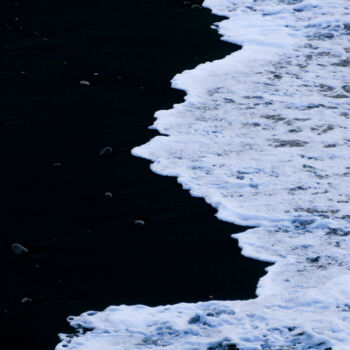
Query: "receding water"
57 1 350 349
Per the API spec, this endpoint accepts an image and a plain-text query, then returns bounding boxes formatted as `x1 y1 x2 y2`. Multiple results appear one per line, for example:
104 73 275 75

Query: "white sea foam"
56 0 350 349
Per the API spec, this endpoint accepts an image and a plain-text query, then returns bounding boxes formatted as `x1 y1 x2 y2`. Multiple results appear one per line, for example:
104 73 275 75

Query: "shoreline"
0 1 269 349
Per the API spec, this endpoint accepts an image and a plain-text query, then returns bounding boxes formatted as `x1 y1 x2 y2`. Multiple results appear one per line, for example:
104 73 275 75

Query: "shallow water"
57 0 350 349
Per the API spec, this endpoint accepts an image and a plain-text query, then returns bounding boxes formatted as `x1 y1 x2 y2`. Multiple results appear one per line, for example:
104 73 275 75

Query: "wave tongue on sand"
56 0 350 349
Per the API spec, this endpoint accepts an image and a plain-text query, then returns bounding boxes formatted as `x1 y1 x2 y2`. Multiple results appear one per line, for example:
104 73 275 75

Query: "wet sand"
0 1 269 349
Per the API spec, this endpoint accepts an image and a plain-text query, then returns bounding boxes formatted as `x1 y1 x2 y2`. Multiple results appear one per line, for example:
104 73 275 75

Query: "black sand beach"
0 1 269 349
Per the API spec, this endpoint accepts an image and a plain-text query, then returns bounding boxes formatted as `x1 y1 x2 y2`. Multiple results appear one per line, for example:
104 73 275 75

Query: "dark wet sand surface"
0 1 269 349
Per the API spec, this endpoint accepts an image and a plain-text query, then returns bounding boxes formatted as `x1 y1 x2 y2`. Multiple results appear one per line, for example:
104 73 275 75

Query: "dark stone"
99 146 113 156
21 297 32 303
191 4 202 10
11 243 29 256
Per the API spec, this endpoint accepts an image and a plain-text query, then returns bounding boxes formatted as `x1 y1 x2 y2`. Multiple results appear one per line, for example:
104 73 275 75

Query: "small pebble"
99 146 113 156
21 297 32 303
52 162 62 167
11 243 29 256
134 219 145 225
79 80 91 86
105 192 113 199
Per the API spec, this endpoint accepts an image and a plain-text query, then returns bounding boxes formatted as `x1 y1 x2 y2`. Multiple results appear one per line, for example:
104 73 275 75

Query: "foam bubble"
57 0 350 349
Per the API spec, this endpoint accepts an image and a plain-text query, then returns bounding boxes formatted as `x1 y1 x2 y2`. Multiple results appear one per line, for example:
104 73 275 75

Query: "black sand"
0 1 269 349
